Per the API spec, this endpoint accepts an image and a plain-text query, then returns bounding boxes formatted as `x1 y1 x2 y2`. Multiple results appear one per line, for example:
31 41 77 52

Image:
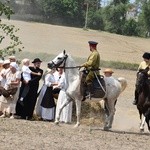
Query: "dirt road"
0 68 149 150
0 20 150 150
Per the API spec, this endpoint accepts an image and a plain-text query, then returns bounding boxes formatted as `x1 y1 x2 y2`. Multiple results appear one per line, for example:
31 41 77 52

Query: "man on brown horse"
81 41 100 101
133 52 150 105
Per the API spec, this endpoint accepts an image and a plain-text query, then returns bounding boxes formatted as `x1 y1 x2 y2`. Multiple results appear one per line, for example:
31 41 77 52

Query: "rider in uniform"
81 41 100 101
133 52 150 105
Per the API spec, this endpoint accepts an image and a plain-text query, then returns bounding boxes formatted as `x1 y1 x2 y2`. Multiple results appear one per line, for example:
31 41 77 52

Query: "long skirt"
55 90 72 123
0 88 19 114
36 85 56 120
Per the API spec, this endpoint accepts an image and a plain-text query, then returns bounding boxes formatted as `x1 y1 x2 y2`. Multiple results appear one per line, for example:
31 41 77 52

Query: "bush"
123 19 139 36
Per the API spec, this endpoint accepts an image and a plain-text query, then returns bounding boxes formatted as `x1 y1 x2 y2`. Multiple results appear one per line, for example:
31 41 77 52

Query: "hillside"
1 19 150 64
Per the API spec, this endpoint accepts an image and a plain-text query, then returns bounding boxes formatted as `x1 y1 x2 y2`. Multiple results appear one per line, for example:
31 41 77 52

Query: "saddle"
80 71 106 99
0 86 18 98
92 75 106 98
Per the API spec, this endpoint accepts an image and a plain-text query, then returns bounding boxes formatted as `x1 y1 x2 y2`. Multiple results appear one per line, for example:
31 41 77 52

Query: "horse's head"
48 50 68 69
137 69 149 88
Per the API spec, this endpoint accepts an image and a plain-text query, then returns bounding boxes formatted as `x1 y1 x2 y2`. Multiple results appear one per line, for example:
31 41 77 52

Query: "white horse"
48 50 127 130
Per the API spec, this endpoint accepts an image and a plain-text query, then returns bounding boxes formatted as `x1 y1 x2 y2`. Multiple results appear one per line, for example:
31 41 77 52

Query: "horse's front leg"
145 116 150 132
55 99 71 125
139 115 145 132
74 99 81 128
145 108 150 132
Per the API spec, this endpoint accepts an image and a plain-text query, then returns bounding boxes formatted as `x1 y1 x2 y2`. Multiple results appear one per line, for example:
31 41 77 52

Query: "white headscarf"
10 62 19 70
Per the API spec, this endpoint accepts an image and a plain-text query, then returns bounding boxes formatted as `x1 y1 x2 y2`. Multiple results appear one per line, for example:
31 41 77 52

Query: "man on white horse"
81 41 100 101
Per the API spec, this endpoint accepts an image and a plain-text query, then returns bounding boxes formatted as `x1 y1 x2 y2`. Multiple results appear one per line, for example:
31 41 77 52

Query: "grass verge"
15 51 138 71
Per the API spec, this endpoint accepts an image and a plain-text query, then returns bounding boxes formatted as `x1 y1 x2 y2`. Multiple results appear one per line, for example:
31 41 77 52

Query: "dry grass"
2 19 150 64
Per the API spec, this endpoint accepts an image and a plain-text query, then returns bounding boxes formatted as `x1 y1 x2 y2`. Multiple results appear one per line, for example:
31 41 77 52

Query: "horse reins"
52 54 82 70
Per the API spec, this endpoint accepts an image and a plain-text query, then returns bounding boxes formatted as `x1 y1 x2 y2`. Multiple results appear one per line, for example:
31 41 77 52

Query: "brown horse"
136 68 150 132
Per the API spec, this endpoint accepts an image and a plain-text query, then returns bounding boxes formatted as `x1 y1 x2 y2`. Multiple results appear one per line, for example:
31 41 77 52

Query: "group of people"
0 56 72 123
0 40 115 124
0 40 149 124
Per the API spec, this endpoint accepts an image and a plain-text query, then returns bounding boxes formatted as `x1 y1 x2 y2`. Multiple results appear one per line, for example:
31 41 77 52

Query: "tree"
88 9 104 30
36 0 85 26
123 19 139 36
101 0 139 35
142 1 150 37
0 0 23 59
103 3 127 34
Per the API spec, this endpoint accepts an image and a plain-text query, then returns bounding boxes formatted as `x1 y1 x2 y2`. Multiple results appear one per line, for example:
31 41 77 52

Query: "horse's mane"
65 54 79 76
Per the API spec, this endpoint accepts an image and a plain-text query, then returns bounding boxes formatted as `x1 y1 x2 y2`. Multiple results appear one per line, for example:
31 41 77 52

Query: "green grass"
15 51 138 71
100 60 138 71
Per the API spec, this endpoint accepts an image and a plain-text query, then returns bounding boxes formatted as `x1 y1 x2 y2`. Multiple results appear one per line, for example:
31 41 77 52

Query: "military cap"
88 41 98 45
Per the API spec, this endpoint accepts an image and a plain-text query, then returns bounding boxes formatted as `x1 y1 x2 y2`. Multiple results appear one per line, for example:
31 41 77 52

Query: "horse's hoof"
103 125 112 131
103 126 110 131
54 121 59 125
140 128 144 133
74 123 80 128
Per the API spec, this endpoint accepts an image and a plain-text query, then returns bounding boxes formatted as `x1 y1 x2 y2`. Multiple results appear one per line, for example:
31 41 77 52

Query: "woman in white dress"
36 68 58 121
55 72 73 123
0 60 10 87
0 62 21 118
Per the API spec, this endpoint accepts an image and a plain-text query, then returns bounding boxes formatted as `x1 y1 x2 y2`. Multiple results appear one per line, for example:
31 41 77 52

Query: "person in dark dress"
16 58 43 120
36 68 58 121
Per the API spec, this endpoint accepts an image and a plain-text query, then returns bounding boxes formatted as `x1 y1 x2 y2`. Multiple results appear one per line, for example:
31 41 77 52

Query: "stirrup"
82 93 93 101
86 93 94 100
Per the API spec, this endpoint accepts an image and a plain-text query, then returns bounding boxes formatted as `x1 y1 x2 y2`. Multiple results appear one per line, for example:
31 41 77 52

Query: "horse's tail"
117 77 127 92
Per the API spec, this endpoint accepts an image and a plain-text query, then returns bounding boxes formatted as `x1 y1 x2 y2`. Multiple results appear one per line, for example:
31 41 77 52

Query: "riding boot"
87 83 94 100
82 84 87 101
133 90 138 105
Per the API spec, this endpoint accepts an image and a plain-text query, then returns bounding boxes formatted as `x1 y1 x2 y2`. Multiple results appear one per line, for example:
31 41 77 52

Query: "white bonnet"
3 59 10 65
10 62 19 70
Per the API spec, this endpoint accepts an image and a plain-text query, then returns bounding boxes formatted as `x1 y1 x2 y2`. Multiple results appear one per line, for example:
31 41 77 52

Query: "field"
0 19 150 150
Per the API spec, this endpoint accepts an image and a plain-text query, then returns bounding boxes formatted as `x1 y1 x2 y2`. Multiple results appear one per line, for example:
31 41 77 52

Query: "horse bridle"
50 54 82 71
50 54 68 70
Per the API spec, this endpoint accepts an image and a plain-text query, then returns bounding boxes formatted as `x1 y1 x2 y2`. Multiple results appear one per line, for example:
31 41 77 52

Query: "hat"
88 41 98 45
3 60 10 66
9 55 16 60
10 62 18 70
142 52 150 59
32 58 42 63
103 68 114 74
